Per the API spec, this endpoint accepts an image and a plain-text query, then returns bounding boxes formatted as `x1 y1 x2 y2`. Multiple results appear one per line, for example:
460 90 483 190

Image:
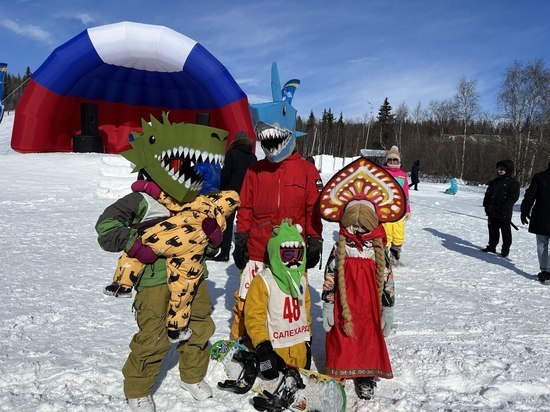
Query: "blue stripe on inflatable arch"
32 30 245 109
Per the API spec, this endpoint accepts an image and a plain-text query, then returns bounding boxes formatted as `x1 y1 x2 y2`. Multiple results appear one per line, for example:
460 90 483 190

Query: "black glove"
306 237 323 269
232 232 249 270
520 213 530 225
256 341 285 380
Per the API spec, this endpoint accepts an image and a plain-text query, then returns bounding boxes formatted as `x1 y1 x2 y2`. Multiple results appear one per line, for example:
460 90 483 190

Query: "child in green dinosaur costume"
96 113 233 404
244 218 312 381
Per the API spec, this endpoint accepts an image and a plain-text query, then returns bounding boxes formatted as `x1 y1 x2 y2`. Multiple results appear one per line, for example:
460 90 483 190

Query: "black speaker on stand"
81 102 98 135
73 102 103 153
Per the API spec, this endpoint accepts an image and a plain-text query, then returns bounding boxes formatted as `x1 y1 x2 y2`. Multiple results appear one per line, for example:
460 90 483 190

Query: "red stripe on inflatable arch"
11 80 255 154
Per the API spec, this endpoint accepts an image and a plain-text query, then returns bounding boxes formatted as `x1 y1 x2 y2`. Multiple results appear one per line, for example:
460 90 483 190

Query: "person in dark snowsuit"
215 131 257 261
481 159 520 257
520 162 550 284
409 160 420 191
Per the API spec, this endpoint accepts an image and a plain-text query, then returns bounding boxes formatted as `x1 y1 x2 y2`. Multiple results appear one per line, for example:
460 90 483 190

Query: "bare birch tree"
454 77 480 179
394 101 409 148
497 60 550 183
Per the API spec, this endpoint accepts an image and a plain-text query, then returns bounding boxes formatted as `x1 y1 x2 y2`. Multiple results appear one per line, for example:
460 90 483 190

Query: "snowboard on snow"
209 339 346 412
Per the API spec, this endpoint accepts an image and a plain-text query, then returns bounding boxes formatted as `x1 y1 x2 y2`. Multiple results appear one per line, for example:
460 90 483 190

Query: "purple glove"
131 180 162 200
127 238 158 264
202 217 223 248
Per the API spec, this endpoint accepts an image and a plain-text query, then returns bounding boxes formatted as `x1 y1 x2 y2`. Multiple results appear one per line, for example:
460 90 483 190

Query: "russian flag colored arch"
11 21 254 153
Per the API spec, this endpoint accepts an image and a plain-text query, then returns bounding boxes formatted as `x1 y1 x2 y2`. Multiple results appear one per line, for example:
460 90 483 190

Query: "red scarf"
339 224 387 249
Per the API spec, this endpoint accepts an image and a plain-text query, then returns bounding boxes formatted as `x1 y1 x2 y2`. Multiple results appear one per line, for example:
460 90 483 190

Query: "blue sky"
1 0 550 119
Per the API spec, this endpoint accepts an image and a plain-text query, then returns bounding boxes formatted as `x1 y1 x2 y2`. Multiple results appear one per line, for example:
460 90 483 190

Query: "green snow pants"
122 279 215 398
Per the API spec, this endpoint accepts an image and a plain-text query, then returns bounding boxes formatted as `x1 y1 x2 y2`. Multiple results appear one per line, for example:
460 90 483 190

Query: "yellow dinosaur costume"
112 190 239 333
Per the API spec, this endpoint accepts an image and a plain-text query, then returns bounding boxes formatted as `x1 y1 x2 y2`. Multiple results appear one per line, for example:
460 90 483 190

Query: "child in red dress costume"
318 157 406 400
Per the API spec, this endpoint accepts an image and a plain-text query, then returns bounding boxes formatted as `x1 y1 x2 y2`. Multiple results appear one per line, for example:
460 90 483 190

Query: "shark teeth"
257 126 292 155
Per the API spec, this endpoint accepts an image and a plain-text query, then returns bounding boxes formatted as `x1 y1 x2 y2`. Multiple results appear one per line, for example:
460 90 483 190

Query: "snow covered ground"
1 113 549 411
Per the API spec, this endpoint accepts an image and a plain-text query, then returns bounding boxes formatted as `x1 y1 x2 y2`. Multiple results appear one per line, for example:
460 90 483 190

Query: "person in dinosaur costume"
230 63 324 342
244 219 312 381
96 113 232 409
103 187 239 340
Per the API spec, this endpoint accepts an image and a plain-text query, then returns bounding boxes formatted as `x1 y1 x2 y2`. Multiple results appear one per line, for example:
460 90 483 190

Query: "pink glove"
127 238 158 264
202 218 223 248
131 180 162 200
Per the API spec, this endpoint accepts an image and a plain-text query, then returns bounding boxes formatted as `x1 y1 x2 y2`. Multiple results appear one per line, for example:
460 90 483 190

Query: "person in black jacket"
520 162 550 284
481 159 520 257
409 160 420 191
214 131 257 261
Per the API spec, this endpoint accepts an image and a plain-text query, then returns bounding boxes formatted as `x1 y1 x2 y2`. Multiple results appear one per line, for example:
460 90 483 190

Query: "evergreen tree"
376 97 395 149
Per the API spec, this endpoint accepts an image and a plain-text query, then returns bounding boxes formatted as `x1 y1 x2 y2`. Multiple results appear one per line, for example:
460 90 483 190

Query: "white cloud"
0 18 53 44
72 13 96 26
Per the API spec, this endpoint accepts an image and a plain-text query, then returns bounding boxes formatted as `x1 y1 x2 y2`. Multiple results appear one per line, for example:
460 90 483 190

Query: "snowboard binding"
217 349 259 394
252 367 306 412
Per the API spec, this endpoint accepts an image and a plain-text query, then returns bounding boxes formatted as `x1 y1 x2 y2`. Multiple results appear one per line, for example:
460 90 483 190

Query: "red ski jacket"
237 151 323 263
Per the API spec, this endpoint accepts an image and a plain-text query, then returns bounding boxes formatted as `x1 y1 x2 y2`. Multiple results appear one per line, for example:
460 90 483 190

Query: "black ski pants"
487 216 512 253
219 211 236 259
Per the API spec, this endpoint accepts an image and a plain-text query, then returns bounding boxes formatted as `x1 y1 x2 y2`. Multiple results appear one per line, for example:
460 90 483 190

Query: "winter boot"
180 380 213 401
537 271 550 285
103 282 132 298
127 395 155 412
390 245 401 261
481 246 496 253
500 249 509 258
355 377 377 400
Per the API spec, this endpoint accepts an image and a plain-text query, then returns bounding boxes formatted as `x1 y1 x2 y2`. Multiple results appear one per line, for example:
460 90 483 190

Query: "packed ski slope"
1 113 549 411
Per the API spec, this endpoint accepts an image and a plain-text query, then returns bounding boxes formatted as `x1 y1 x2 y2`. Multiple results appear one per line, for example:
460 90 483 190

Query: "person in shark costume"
230 63 323 342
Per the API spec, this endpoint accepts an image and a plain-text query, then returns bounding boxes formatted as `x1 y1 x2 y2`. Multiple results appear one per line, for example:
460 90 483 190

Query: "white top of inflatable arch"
88 21 197 72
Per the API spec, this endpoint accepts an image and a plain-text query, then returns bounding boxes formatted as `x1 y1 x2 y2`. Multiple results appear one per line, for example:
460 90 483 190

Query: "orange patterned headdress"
319 157 406 223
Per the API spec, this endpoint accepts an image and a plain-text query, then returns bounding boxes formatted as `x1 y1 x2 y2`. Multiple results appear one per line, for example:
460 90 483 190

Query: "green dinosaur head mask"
121 112 228 202
267 219 306 298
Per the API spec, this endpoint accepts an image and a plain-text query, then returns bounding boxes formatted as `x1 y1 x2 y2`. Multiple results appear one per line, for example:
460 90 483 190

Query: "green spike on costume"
266 220 306 300
121 112 228 202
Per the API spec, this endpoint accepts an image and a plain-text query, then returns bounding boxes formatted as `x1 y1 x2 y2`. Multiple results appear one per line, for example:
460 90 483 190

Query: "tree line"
5 60 550 186
2 67 32 113
296 59 550 186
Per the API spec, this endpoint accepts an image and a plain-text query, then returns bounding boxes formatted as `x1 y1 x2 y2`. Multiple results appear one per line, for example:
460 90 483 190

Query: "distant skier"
444 178 458 195
481 160 520 258
409 160 420 191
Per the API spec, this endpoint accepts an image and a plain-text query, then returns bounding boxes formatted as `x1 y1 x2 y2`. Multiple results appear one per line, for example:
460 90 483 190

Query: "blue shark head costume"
249 63 306 163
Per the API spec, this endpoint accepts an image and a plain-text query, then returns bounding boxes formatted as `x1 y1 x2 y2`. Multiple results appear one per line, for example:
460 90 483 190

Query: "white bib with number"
259 269 310 349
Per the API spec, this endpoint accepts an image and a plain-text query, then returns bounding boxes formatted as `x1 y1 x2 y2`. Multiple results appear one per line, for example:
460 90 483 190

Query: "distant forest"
5 59 550 186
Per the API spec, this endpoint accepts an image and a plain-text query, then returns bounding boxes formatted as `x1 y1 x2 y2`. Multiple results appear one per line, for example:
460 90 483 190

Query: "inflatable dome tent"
11 21 254 154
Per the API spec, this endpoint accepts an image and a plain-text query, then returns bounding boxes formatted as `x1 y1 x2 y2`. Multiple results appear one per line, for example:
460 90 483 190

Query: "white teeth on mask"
178 174 186 184
183 147 189 157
